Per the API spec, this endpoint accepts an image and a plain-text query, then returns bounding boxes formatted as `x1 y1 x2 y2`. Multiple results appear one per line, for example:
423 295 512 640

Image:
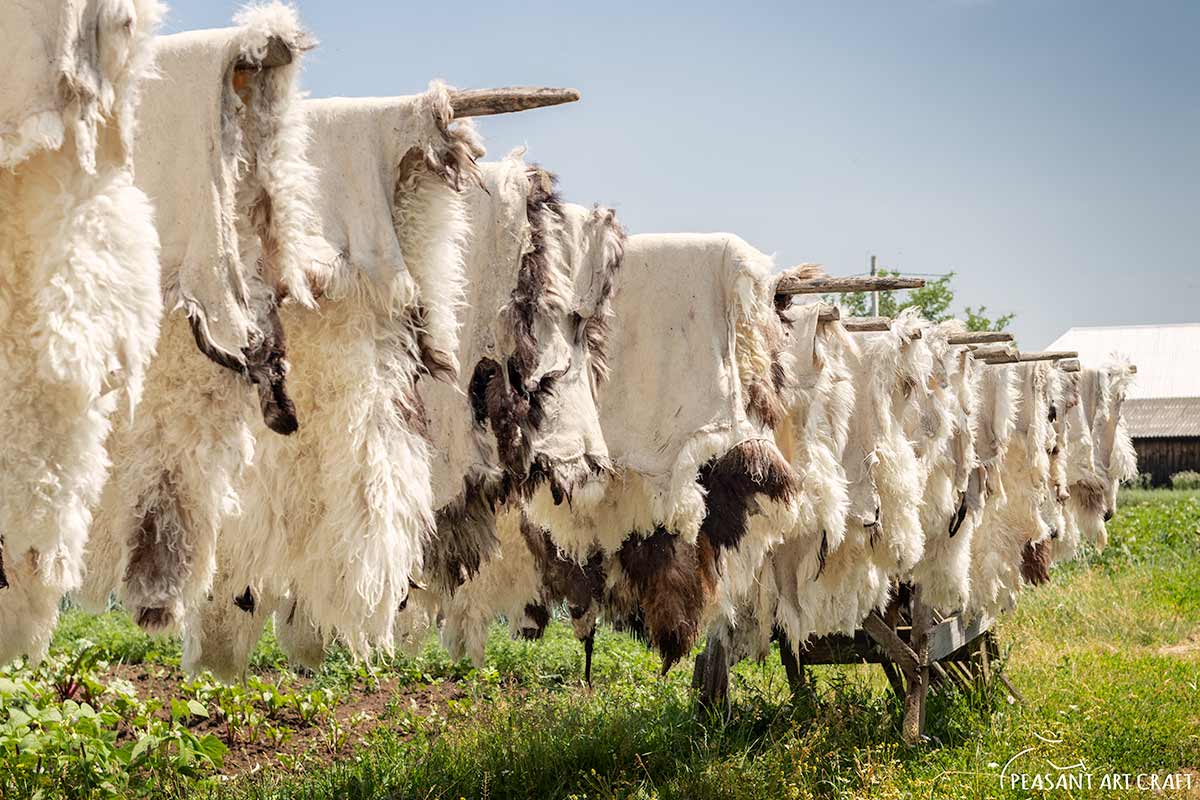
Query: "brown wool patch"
697 439 798 552
1020 539 1052 586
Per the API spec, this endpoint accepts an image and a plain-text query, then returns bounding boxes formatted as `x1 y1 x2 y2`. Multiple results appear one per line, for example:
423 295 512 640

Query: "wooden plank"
843 317 891 332
862 613 921 677
775 275 926 296
1057 358 1081 373
928 612 994 662
946 331 1014 345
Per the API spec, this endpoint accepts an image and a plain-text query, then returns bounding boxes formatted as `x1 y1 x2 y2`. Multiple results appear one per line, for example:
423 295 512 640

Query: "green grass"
5 492 1199 800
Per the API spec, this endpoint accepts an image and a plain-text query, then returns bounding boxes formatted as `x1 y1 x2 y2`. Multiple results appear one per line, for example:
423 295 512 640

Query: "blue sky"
164 1 1199 348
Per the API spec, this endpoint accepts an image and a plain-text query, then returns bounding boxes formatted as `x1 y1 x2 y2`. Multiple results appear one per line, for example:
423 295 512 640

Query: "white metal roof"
1045 323 1200 400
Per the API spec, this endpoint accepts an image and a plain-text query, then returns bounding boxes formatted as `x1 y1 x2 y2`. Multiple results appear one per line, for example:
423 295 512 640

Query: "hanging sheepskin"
422 159 624 601
714 297 854 663
907 322 983 615
491 233 801 672
404 166 625 668
77 4 322 633
173 85 485 680
0 0 164 664
968 362 1057 616
1068 363 1138 549
765 310 929 657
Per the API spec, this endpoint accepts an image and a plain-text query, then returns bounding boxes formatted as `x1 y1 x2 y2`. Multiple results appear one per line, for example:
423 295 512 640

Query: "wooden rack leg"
694 635 731 717
778 632 807 697
880 659 907 703
902 587 931 745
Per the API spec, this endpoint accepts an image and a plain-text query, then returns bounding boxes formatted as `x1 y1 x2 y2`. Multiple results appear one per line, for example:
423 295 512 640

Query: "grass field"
2 490 1198 799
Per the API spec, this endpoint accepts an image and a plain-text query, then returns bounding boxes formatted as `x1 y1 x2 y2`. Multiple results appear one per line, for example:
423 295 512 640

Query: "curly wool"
0 0 164 663
78 7 320 633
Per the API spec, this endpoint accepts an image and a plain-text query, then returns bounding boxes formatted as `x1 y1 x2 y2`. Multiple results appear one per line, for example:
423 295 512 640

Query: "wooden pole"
1057 358 1081 373
902 587 932 745
870 255 879 317
775 275 926 297
1014 350 1079 363
818 303 841 323
946 331 1015 346
843 316 891 332
449 87 581 117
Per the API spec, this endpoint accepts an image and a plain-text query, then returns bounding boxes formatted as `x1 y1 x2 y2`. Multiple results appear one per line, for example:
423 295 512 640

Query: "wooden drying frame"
693 586 1021 745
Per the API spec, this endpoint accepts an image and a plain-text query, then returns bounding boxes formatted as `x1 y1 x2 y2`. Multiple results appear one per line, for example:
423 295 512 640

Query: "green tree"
827 268 1014 331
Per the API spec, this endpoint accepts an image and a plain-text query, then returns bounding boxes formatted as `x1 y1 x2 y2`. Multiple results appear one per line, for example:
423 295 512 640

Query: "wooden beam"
946 331 1014 346
449 87 581 118
862 612 921 678
971 344 1018 363
775 275 926 297
1015 350 1078 363
235 36 293 70
843 316 891 332
927 613 994 663
818 303 840 323
1057 358 1081 373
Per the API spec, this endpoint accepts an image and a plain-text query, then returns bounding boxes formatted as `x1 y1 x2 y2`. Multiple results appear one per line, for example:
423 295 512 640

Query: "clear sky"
163 1 1198 348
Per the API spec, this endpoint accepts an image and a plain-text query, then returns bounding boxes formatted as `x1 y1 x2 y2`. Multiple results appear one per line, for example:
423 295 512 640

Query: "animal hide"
768 310 928 655
908 322 983 614
77 5 321 633
0 0 163 664
175 86 484 677
400 163 624 665
968 362 1056 615
421 155 624 597
1068 363 1138 550
724 298 856 661
528 234 799 669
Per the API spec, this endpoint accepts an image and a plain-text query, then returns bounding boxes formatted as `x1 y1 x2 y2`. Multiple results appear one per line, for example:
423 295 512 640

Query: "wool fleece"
178 86 484 679
0 0 164 664
720 298 856 662
1068 363 1138 550
402 159 624 667
907 322 983 615
969 362 1057 616
507 234 801 672
78 4 322 634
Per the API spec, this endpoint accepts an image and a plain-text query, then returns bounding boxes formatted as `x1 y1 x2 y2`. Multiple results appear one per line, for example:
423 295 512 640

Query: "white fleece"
0 0 163 665
77 5 321 634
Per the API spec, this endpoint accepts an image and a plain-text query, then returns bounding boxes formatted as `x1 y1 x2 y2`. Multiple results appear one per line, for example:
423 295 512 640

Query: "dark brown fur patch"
1021 540 1052 586
509 167 564 378
426 475 506 595
697 439 798 552
123 475 188 632
0 537 7 590
519 515 605 624
616 527 718 671
187 304 299 436
234 586 257 614
519 603 550 639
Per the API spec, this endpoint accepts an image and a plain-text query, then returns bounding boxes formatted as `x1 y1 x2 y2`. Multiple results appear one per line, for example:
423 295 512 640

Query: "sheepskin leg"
181 562 272 683
274 595 327 674
95 317 258 631
0 548 65 665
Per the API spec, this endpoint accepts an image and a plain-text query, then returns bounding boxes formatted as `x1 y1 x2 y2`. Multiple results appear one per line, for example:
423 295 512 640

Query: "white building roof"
1045 323 1200 400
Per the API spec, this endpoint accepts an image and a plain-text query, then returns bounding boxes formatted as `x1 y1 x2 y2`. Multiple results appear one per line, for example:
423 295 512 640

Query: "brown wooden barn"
1047 323 1200 487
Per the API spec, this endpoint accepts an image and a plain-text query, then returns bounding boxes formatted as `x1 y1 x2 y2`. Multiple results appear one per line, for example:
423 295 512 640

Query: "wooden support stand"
692 586 1016 744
